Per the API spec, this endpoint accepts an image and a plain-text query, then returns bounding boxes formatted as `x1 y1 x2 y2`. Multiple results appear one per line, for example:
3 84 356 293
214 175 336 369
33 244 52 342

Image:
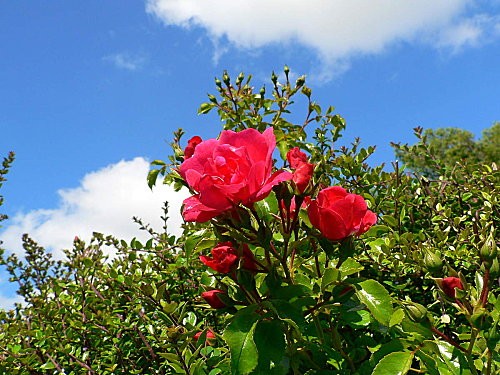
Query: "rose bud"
287 147 314 194
201 289 227 309
440 277 464 299
184 136 202 159
307 186 377 241
194 329 216 344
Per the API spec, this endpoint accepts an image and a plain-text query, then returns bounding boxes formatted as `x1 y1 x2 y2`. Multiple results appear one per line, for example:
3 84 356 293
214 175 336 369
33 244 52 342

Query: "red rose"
287 147 314 193
200 242 239 273
441 277 464 298
200 242 258 273
194 329 216 343
179 128 292 222
201 289 227 309
184 136 202 159
287 147 308 168
307 186 377 241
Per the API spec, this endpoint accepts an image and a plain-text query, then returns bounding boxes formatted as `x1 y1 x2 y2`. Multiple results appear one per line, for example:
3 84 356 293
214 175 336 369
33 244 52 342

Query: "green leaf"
339 257 364 277
321 268 340 291
254 320 288 374
147 168 160 189
372 351 414 375
355 280 393 326
198 102 213 114
382 215 398 228
223 306 260 375
389 308 405 327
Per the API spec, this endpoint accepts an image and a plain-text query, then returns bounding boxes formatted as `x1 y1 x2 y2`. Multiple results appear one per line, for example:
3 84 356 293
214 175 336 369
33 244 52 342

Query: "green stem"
332 326 355 373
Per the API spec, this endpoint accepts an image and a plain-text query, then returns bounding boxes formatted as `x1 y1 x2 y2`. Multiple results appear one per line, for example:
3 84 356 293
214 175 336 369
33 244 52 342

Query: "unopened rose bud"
284 65 290 76
301 86 311 98
236 72 244 85
184 136 202 159
403 302 428 322
439 277 464 299
423 249 443 274
222 71 230 85
194 329 216 344
201 290 227 309
295 75 306 88
271 71 278 84
489 257 499 278
480 234 497 262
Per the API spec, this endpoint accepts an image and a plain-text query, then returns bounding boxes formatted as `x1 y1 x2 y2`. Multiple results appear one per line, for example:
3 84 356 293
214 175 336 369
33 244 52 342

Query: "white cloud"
0 157 188 258
103 53 148 71
436 14 500 52
146 0 499 79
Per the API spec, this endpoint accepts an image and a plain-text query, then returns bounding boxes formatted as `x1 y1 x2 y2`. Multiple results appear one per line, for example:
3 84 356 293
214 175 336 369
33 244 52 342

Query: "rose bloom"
308 186 377 241
200 242 258 273
179 128 292 222
200 242 239 273
441 277 464 298
201 289 227 309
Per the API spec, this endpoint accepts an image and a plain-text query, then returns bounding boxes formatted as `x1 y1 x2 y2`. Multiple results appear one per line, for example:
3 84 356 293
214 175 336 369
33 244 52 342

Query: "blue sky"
1 1 499 307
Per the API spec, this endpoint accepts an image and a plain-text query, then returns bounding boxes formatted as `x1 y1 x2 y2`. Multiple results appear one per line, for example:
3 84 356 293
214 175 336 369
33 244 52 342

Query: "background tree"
393 122 499 177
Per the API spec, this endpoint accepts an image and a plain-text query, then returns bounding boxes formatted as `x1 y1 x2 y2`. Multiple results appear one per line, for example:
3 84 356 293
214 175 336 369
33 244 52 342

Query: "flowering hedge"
0 69 498 374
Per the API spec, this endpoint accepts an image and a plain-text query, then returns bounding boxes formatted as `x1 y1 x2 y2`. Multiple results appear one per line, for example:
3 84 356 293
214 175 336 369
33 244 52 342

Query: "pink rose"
308 186 377 241
287 147 314 193
200 242 258 274
179 128 292 222
201 289 227 309
441 277 464 299
184 136 203 159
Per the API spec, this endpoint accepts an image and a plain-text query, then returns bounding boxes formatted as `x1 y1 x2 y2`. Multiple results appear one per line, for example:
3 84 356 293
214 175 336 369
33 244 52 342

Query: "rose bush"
308 186 377 241
179 128 292 222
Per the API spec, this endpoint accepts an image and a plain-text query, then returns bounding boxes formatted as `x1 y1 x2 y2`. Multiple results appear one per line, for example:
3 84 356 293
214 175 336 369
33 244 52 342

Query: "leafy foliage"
1 70 498 374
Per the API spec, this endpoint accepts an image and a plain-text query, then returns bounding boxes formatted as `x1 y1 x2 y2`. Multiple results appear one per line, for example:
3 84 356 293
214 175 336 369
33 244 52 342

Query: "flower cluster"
179 128 378 309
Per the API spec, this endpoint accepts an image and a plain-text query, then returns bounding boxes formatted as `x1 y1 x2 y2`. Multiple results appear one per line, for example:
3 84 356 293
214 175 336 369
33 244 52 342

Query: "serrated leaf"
355 280 393 326
372 351 413 375
223 306 260 375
